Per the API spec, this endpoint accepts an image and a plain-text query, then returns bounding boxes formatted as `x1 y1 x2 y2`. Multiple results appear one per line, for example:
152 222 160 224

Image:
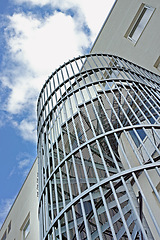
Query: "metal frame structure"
37 53 160 240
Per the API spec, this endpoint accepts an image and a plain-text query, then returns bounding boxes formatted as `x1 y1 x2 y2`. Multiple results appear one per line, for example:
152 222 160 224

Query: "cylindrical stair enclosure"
37 54 160 240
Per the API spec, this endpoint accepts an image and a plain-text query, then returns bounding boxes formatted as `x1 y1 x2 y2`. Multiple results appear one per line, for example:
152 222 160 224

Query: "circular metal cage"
37 53 160 240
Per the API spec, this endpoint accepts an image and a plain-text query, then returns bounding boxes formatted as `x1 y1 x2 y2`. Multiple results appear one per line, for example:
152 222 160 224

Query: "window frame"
127 4 154 44
23 218 30 239
21 214 30 240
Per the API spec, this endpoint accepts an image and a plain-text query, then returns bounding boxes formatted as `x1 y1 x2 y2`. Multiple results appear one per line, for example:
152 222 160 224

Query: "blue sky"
0 0 115 227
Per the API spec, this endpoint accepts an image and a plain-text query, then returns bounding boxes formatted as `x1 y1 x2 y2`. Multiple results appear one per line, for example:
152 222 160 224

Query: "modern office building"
37 1 160 240
0 158 39 240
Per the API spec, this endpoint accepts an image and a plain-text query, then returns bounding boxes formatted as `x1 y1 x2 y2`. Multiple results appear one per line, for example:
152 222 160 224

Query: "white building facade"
91 0 160 75
0 159 39 240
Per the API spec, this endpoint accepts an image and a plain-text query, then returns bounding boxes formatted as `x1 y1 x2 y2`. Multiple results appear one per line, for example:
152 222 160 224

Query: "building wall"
91 0 160 75
0 158 39 240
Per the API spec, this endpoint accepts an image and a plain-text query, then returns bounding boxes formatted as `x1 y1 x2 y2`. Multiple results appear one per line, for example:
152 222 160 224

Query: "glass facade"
37 54 160 240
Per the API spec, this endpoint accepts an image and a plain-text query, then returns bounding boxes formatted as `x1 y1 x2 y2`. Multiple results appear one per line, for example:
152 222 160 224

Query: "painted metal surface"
37 54 160 240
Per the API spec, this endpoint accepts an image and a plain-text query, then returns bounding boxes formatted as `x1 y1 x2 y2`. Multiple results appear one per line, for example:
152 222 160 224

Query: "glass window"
23 219 30 239
8 221 11 233
128 5 154 43
130 128 146 147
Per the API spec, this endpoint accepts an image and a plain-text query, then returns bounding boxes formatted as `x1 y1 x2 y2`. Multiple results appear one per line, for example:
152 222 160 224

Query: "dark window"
8 221 11 233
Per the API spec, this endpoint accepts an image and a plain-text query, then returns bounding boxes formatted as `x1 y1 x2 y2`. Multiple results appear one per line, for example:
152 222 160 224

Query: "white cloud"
9 167 16 178
18 119 37 142
16 152 34 177
14 0 115 40
2 11 90 112
8 153 34 179
1 10 90 141
18 158 30 169
1 1 115 142
6 12 89 75
18 161 32 177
